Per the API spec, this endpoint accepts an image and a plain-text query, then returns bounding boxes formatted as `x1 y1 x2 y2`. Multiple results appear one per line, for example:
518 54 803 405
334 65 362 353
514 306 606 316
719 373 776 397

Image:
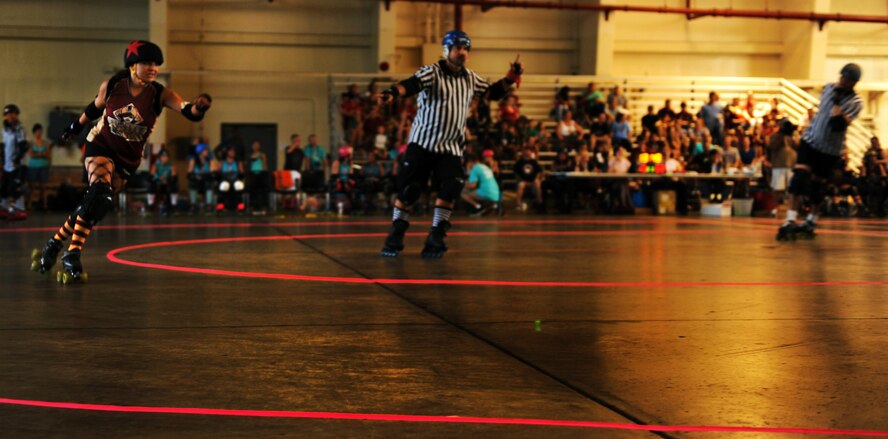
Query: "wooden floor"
2 213 887 438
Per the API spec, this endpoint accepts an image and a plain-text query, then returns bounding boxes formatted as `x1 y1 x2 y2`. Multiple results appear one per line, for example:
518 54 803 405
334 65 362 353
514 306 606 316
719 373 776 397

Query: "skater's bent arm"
163 88 212 121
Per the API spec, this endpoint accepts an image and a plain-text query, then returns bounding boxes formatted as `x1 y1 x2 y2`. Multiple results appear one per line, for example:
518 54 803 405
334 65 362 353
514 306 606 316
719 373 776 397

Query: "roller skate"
30 238 63 274
795 220 817 240
56 249 88 285
421 220 450 259
381 219 409 257
776 221 798 241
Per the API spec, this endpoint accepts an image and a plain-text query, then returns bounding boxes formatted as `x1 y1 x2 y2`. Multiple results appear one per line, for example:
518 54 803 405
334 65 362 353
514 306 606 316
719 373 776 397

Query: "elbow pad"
84 101 103 121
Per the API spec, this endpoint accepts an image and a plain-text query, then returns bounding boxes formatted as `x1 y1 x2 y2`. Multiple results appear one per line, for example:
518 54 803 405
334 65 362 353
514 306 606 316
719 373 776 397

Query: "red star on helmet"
126 41 144 58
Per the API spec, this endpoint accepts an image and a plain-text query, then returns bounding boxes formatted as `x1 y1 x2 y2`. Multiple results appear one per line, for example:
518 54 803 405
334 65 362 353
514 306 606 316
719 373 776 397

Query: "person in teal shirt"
302 134 327 191
27 123 52 210
462 152 499 215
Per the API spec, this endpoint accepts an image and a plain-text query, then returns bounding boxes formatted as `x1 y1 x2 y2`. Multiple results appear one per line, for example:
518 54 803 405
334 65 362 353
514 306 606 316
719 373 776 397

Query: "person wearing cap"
187 142 217 213
2 104 28 220
377 29 523 258
777 63 864 241
30 40 213 283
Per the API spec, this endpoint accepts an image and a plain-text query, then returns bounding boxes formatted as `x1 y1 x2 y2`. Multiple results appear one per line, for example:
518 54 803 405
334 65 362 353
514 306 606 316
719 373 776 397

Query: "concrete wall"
3 0 888 168
0 0 148 165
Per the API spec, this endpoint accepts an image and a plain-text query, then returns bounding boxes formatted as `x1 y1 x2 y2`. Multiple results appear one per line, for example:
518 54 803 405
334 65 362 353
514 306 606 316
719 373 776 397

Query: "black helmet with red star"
124 40 164 68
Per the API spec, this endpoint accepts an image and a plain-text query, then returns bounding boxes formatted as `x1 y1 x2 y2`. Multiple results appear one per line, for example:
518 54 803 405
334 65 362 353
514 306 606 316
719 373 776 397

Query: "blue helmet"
442 30 471 52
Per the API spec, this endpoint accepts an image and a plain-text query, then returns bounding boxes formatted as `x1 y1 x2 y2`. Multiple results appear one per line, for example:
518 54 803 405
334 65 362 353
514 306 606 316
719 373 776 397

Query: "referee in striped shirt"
379 29 523 258
777 63 863 240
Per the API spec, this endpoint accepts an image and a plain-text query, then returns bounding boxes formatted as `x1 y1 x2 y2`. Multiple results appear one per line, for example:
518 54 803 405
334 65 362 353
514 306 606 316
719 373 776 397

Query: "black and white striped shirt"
408 60 491 157
802 82 863 156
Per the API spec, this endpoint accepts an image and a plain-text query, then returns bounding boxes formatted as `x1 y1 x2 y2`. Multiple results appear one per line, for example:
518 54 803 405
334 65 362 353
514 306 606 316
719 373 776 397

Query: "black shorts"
84 142 138 179
796 140 841 180
397 143 464 194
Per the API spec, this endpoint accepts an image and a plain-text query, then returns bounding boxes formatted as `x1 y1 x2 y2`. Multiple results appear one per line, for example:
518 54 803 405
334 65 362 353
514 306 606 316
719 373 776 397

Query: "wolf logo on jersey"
108 103 148 142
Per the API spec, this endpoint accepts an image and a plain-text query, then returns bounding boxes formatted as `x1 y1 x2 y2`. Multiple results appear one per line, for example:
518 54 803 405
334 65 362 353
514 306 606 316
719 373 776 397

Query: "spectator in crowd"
2 104 27 219
556 110 584 150
676 102 695 133
284 134 304 172
724 96 747 132
738 135 756 167
187 143 217 213
723 136 742 170
641 105 658 134
27 123 52 211
462 152 500 215
331 145 358 213
247 139 270 215
611 112 631 149
359 150 386 213
860 136 887 216
149 149 178 216
607 85 628 115
513 146 543 211
302 134 327 192
657 99 676 121
582 82 605 122
218 146 245 212
373 125 389 153
699 91 724 146
768 119 799 216
545 148 578 213
550 86 571 122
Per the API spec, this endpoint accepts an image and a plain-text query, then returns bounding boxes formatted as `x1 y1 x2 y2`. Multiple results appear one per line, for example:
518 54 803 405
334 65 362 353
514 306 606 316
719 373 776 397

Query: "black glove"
195 93 213 112
381 88 397 104
60 120 84 144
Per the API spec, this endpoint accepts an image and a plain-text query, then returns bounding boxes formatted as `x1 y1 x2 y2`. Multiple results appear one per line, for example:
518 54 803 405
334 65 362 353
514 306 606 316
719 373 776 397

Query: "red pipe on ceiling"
385 0 888 26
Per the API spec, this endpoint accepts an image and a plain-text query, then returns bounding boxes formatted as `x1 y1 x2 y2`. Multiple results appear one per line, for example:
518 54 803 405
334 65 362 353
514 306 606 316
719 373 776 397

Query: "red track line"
0 397 885 436
106 233 888 288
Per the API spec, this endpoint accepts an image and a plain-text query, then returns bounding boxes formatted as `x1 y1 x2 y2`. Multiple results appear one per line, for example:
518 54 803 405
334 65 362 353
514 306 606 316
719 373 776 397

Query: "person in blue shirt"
302 134 327 192
461 152 500 216
149 149 178 215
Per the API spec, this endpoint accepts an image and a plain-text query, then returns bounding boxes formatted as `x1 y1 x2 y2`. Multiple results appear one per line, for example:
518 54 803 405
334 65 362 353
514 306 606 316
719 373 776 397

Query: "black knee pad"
788 169 811 197
75 182 114 225
399 181 425 206
437 176 466 204
809 178 826 202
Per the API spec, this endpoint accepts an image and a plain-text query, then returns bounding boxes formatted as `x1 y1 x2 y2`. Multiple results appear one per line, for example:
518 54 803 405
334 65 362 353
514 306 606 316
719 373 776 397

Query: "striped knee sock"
68 216 92 252
432 207 452 228
53 216 76 242
393 207 410 223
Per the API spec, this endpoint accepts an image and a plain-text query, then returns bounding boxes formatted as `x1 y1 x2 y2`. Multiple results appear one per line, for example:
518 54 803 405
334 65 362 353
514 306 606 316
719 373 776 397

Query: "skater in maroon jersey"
30 40 213 284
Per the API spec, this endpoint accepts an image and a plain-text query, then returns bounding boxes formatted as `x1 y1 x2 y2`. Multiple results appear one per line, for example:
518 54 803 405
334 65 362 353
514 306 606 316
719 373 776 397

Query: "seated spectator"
544 148 578 213
462 152 500 216
723 137 742 170
149 149 179 215
676 102 695 133
187 143 217 213
607 85 628 115
513 146 543 211
611 112 631 149
217 147 245 212
247 140 270 215
657 99 676 121
738 135 756 167
607 147 633 212
768 120 798 214
550 86 571 122
582 82 605 121
556 110 584 150
860 136 887 216
590 139 610 173
27 123 52 211
358 150 386 213
724 97 747 132
641 105 658 134
373 125 389 153
331 145 358 212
